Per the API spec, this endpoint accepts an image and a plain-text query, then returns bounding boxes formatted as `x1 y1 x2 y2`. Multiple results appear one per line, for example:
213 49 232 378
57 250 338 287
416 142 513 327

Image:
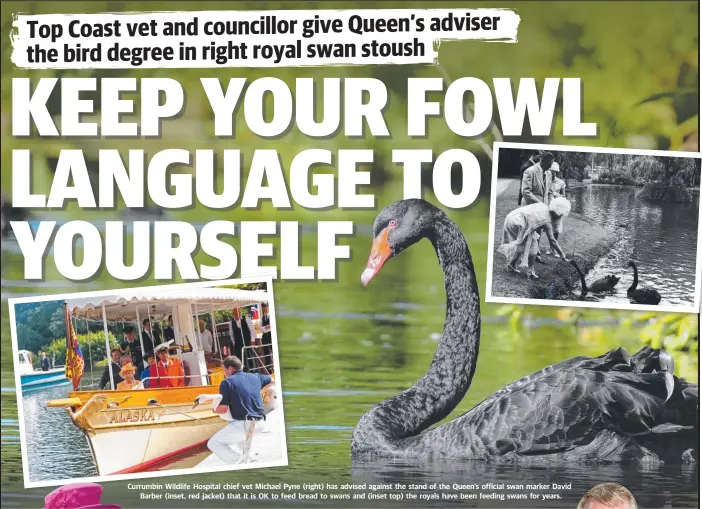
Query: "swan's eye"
389 220 397 228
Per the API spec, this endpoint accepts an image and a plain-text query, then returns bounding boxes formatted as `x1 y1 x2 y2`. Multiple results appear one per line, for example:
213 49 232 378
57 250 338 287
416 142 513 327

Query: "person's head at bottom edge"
577 483 637 509
223 355 243 376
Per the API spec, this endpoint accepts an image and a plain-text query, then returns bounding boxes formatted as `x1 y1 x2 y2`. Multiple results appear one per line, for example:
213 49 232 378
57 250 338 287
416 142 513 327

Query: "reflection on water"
1 201 698 507
568 185 699 307
21 385 98 482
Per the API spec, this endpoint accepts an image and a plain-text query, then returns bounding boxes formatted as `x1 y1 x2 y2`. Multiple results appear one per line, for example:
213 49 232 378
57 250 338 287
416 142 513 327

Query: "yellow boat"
47 287 279 476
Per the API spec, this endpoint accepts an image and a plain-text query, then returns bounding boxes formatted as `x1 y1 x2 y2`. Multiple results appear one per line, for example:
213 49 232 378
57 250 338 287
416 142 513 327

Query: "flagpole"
102 302 115 390
86 318 93 387
64 303 73 386
136 305 146 370
71 314 78 380
71 313 78 389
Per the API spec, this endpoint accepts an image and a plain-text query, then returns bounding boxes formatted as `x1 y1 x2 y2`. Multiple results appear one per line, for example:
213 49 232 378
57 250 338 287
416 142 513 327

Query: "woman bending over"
499 197 571 279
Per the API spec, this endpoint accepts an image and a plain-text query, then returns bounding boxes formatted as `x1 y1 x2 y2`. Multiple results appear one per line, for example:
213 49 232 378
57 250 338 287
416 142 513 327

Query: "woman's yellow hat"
119 362 136 376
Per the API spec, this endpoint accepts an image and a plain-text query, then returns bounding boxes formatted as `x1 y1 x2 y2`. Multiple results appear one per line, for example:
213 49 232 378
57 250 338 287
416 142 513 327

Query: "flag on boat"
64 305 84 390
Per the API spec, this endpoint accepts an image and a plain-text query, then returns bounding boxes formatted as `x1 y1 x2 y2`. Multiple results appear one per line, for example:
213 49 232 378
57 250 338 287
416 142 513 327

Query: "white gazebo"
66 287 268 389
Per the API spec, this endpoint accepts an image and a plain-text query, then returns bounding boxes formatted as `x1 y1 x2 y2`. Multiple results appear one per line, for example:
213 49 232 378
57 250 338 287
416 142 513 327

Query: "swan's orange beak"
361 226 392 286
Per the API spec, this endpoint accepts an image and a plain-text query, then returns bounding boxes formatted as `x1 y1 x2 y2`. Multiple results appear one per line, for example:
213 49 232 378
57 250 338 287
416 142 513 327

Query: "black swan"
353 199 697 462
569 260 620 296
627 261 661 305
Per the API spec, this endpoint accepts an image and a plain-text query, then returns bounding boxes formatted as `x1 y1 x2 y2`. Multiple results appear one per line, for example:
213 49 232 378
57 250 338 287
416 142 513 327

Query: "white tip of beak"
665 372 675 403
361 268 376 286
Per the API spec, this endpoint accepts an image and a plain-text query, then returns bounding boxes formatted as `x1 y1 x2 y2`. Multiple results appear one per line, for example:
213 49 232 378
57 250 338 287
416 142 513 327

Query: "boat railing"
130 374 210 386
241 345 274 375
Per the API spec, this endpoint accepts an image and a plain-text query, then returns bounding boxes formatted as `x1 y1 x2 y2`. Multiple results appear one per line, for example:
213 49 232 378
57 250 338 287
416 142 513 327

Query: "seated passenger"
151 341 185 388
116 363 144 390
99 348 123 390
139 352 156 388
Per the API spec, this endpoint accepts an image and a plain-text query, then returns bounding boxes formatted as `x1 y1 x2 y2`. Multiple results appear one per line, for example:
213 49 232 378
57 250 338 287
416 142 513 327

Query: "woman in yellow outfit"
116 363 144 390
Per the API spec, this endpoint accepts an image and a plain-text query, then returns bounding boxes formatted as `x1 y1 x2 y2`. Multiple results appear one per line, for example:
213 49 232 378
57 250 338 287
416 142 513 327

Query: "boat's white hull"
73 386 279 475
87 411 222 475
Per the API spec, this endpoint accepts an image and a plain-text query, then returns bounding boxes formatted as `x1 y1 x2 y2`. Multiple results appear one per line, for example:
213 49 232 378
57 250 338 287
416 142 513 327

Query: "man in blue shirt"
206 356 273 464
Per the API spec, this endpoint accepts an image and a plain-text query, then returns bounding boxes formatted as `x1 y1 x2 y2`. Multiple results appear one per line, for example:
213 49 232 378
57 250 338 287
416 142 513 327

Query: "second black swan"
353 199 697 462
627 261 662 305
569 260 620 297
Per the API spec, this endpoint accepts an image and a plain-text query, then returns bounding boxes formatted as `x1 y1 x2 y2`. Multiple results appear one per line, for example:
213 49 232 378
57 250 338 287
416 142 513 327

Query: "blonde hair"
549 196 571 217
577 483 637 509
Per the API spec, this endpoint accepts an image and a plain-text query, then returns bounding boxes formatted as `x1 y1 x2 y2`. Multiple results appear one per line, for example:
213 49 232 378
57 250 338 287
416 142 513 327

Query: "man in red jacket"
149 341 184 388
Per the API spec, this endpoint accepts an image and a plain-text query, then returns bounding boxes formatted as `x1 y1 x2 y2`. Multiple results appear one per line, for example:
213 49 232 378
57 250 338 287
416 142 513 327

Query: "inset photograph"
9 278 286 488
486 142 701 312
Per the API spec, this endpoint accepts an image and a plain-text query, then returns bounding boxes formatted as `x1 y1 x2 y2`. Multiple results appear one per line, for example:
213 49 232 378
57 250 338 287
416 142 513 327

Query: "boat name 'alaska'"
109 409 157 424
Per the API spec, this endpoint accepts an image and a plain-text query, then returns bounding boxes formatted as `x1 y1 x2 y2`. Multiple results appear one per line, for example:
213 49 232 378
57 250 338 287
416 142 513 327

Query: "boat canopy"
66 288 269 320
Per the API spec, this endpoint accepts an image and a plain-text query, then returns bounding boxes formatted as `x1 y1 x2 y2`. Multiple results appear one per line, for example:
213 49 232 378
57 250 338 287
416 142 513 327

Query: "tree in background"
14 301 64 352
44 332 119 369
217 282 267 291
637 157 700 203
588 153 699 198
555 152 591 186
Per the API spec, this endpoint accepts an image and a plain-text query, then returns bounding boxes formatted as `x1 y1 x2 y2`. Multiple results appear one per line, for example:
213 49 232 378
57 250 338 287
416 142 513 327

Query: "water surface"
568 185 699 307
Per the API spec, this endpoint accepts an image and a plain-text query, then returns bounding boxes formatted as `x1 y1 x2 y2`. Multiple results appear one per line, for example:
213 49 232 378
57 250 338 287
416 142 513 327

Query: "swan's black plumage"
569 260 619 296
627 261 661 305
352 199 697 463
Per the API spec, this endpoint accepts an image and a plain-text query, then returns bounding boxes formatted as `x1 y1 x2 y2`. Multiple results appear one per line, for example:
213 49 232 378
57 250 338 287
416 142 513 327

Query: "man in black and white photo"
521 151 554 206
520 151 556 261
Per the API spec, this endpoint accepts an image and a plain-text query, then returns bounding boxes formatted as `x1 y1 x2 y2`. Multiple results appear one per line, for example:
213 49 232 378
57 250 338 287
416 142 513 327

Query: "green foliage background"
0 1 699 500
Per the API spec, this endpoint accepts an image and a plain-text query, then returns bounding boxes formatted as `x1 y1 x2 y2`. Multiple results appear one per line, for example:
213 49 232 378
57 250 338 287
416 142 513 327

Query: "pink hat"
44 483 121 509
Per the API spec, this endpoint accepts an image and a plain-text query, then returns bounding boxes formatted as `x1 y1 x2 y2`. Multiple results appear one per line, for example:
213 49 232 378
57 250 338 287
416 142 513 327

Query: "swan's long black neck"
629 263 639 292
352 212 480 453
572 261 588 293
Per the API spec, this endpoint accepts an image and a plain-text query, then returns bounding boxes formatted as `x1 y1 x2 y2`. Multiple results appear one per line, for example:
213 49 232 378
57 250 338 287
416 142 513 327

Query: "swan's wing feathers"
454 367 693 457
456 369 599 455
680 382 698 405
629 346 668 373
477 348 633 405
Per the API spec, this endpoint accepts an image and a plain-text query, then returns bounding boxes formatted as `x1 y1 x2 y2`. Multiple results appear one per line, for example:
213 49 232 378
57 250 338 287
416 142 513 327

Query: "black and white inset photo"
486 142 702 312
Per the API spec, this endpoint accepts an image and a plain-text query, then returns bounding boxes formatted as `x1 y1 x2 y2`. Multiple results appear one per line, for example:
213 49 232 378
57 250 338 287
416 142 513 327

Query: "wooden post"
102 303 114 390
